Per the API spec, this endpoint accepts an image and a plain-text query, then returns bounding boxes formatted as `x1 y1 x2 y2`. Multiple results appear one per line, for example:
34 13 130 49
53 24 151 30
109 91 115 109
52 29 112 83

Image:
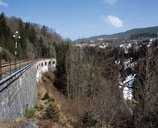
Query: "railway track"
0 63 32 92
0 60 32 79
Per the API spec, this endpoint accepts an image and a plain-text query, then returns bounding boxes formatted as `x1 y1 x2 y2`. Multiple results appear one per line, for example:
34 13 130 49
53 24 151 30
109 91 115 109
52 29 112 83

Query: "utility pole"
13 31 21 70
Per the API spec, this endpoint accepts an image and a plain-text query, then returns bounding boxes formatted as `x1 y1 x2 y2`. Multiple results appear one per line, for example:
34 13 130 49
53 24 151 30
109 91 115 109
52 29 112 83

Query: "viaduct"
0 58 56 121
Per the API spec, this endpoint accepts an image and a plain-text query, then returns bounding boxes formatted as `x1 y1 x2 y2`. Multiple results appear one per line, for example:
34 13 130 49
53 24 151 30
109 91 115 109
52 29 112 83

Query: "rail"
0 60 32 77
1 59 30 68
0 63 32 92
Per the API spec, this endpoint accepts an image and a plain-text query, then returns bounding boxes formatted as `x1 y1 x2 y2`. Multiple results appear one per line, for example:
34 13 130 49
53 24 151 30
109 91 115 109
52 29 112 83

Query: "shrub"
79 112 98 128
24 107 36 118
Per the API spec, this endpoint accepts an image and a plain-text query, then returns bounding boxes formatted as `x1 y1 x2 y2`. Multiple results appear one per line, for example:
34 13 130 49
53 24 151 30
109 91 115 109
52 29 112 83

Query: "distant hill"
76 26 158 42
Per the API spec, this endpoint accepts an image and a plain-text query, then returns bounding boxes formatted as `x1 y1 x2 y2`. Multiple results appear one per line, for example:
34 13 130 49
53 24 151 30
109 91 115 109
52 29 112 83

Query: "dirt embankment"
35 71 73 128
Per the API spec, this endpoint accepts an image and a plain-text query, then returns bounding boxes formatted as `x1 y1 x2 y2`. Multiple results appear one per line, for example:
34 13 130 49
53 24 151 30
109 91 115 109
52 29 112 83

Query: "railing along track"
0 63 32 93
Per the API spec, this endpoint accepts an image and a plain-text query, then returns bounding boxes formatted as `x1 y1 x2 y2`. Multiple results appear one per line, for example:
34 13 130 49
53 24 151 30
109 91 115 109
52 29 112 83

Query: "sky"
0 0 158 40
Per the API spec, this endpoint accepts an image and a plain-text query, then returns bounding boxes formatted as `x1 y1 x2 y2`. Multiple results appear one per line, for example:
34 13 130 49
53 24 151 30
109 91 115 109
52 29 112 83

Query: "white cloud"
104 0 118 5
0 0 8 7
106 15 124 28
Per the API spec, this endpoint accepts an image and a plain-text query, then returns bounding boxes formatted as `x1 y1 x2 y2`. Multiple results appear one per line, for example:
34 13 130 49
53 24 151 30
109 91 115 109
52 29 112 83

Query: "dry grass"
0 122 18 128
36 71 73 128
0 119 29 128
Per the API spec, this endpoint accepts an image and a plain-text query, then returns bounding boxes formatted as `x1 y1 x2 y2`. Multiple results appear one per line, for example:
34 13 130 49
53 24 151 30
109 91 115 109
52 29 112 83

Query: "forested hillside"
62 39 158 128
0 12 62 60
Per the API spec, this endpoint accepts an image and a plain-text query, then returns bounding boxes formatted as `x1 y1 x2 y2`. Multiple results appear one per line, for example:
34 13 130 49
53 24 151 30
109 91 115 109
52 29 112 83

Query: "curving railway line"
0 60 32 80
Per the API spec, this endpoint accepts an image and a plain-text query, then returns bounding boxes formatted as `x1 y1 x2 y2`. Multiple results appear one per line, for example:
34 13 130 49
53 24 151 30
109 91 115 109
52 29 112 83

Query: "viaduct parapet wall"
0 64 37 121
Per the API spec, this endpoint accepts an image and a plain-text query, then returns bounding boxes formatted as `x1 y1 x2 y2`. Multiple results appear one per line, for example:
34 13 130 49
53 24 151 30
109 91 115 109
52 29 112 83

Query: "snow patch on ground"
147 39 153 47
99 43 109 49
120 74 136 100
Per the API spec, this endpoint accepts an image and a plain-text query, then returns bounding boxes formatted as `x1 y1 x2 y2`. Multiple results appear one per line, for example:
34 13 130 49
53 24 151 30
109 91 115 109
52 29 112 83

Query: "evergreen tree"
0 13 12 48
0 13 14 55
